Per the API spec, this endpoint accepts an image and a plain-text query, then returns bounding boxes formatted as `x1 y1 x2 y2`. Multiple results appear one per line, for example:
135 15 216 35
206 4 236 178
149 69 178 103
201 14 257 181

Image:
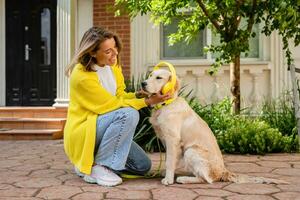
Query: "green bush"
259 92 296 136
217 118 299 154
191 97 234 135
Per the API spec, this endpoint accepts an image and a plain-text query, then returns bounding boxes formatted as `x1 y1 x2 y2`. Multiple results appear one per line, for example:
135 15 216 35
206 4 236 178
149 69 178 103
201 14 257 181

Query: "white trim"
131 14 160 77
53 0 73 107
53 0 93 107
0 0 5 106
76 0 93 47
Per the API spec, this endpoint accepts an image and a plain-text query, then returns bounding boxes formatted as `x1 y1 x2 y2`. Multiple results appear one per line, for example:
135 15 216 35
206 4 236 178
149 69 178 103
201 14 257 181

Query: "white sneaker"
74 166 85 178
83 165 122 187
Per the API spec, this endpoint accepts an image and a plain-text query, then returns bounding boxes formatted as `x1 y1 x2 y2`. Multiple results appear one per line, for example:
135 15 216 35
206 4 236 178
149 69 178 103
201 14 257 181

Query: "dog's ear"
174 76 181 92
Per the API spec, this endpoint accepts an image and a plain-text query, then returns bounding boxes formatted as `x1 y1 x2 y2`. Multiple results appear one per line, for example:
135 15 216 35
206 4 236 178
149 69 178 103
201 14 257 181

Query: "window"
40 8 51 65
161 20 260 60
161 19 206 59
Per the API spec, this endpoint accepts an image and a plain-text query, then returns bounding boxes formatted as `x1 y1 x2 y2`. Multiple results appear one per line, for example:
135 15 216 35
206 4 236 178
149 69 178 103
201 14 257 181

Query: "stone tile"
0 186 37 197
225 163 272 173
224 183 280 194
14 177 61 188
193 188 234 197
272 192 300 200
64 177 91 187
29 169 66 178
226 194 275 200
8 154 39 161
280 176 300 184
11 163 49 172
257 161 292 168
0 141 298 200
291 163 300 168
49 162 72 170
0 183 14 190
223 155 262 162
37 185 82 199
261 154 300 161
57 173 78 182
277 183 300 192
72 192 103 200
152 187 198 200
118 178 161 190
0 198 41 200
195 196 223 200
0 160 22 168
106 190 151 199
82 185 121 193
273 168 300 176
0 175 29 184
23 158 52 165
105 199 122 200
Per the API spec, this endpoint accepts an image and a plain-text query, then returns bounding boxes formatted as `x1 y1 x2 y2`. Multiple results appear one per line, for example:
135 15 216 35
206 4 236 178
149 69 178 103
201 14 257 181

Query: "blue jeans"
94 107 151 175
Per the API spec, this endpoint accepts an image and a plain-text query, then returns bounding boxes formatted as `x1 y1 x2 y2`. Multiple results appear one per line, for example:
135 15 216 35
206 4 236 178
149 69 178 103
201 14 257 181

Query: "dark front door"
6 0 57 106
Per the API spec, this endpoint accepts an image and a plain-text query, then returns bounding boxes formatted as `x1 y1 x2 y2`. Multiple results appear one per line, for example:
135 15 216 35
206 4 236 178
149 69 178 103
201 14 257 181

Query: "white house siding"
131 14 300 109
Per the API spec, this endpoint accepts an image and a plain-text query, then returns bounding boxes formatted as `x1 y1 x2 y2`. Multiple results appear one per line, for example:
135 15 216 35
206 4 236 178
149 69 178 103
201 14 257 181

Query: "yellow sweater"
64 63 147 174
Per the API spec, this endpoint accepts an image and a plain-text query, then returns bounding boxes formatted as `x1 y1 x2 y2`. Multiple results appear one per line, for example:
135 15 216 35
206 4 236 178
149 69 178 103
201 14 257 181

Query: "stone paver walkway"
0 140 299 200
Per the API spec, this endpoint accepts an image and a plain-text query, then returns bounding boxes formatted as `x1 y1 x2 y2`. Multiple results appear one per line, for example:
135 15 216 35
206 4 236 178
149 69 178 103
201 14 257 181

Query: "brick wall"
93 0 131 79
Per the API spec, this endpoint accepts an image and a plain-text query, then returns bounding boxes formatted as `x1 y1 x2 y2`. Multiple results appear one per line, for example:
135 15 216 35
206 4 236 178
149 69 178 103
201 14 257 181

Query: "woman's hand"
144 92 172 106
135 89 149 98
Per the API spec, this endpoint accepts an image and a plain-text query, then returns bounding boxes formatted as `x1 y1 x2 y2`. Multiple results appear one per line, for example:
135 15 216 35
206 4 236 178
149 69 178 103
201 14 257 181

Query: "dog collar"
153 98 175 110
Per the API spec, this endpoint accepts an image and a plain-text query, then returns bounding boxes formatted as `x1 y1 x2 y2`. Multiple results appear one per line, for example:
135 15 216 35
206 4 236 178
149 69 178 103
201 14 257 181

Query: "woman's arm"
73 77 147 115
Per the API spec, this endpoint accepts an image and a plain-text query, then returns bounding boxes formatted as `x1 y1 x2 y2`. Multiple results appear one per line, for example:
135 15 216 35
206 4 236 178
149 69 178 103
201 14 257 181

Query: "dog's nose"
141 81 147 89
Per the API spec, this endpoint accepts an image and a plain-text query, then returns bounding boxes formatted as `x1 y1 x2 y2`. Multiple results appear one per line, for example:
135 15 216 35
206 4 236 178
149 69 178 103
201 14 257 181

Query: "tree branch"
196 0 221 31
247 0 257 32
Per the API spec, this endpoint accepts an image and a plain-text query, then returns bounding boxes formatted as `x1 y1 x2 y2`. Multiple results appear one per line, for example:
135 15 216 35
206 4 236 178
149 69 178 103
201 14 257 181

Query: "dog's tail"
221 169 288 184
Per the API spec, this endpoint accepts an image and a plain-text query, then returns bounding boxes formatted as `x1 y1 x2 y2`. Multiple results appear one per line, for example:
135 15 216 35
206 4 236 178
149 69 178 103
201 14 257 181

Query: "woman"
64 26 170 187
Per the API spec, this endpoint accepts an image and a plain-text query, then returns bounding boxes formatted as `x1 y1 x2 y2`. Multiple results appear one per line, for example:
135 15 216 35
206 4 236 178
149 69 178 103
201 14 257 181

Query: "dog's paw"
161 178 174 185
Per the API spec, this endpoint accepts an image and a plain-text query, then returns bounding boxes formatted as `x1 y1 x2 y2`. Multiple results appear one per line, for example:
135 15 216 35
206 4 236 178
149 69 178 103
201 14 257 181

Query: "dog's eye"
156 76 162 80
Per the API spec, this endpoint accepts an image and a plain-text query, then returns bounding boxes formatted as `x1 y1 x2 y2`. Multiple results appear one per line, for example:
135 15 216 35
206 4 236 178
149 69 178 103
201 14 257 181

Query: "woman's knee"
126 156 152 175
140 156 152 173
119 107 140 126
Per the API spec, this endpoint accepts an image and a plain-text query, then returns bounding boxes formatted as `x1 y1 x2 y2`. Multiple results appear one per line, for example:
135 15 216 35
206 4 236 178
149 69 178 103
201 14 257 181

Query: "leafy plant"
190 97 234 135
259 92 297 136
217 118 299 154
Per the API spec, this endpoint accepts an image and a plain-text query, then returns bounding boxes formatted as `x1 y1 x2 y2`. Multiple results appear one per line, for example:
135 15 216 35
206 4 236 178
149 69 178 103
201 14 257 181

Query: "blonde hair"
65 26 122 76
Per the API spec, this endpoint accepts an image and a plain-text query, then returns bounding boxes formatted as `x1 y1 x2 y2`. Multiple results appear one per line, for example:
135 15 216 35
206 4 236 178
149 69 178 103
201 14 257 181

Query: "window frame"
159 22 264 64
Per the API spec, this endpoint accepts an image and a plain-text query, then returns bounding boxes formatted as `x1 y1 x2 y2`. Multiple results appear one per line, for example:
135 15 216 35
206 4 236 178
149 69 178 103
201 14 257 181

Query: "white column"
53 0 74 107
193 68 207 104
210 70 224 102
249 71 263 107
0 0 5 106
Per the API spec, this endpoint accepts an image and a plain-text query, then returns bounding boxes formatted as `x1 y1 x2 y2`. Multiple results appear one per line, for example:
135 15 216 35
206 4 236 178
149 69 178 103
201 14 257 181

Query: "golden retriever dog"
142 68 288 185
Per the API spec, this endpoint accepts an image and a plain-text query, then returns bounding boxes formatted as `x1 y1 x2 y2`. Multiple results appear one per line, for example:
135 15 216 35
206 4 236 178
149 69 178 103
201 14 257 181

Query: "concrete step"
0 117 66 129
0 107 67 118
0 129 63 140
0 107 67 140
